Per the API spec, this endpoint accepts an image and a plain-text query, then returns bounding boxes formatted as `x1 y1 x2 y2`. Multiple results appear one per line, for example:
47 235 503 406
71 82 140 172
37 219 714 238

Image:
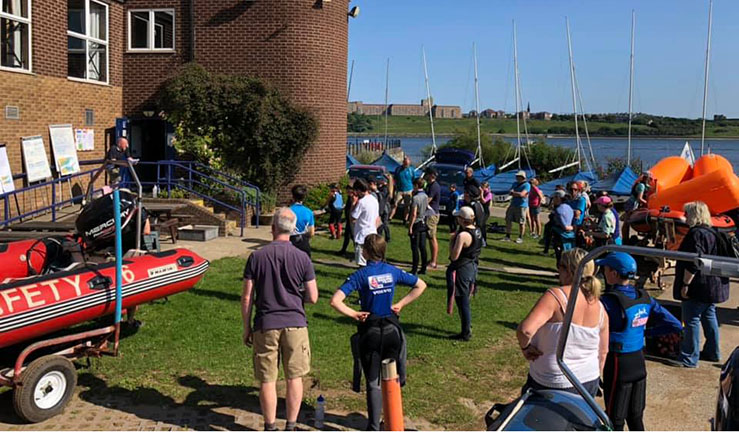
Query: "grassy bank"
351 115 739 138
79 220 556 430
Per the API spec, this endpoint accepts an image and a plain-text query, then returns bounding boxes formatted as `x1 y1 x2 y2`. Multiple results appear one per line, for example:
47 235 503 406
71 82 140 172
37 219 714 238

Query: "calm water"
348 135 739 172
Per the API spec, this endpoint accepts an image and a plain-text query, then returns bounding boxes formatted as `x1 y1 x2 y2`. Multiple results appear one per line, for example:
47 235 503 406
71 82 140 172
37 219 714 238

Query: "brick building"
348 98 461 119
1 0 348 209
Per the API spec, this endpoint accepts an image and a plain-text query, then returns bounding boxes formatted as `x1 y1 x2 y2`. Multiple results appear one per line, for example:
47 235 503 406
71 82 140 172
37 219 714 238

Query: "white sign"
49 124 81 176
75 128 95 152
21 136 52 183
0 145 14 194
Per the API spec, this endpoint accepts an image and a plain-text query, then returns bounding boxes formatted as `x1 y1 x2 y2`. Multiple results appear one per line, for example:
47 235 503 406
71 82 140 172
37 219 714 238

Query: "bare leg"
285 377 304 423
430 236 438 266
260 381 278 425
519 222 526 239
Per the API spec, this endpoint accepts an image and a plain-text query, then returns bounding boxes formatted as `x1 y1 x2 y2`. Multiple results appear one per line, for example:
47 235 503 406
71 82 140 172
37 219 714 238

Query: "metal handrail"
557 244 739 431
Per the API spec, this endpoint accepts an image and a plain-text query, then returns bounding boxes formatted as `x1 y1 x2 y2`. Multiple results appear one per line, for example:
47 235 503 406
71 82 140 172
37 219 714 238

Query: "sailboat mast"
566 17 582 170
700 0 713 156
422 47 437 154
513 21 522 169
347 59 355 102
473 43 484 167
384 58 390 146
627 10 635 166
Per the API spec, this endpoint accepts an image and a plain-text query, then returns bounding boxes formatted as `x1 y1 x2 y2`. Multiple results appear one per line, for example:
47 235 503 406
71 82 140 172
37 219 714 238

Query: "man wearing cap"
503 170 530 244
547 190 575 263
446 206 482 341
567 181 588 227
598 252 682 431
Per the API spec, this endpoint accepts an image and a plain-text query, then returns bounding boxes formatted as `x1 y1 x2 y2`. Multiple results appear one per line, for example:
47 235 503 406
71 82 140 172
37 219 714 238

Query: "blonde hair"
684 201 712 227
559 248 602 300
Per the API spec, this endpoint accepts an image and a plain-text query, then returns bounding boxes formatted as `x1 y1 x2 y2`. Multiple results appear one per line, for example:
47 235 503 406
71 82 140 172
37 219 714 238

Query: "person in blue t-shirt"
449 183 462 232
566 181 588 226
597 252 682 431
330 234 427 431
503 171 531 243
289 185 315 257
389 157 416 223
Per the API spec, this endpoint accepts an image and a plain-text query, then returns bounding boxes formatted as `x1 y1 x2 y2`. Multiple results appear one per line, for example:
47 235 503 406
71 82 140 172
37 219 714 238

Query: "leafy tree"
347 113 374 132
159 63 318 194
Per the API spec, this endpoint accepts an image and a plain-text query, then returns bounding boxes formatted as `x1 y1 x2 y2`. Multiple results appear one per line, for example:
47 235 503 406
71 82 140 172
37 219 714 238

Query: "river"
347 135 739 172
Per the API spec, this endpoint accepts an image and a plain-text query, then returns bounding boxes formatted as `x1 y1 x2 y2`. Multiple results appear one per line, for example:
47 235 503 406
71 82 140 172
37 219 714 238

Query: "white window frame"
67 0 109 85
127 9 175 53
0 0 32 74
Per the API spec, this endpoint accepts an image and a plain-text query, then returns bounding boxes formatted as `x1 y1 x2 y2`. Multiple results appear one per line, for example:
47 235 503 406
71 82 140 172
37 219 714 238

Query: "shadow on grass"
479 252 554 274
495 321 520 331
191 288 241 302
311 312 456 340
479 273 551 294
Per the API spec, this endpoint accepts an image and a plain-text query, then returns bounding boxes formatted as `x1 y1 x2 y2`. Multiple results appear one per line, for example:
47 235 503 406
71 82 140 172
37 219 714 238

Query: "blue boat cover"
370 152 402 172
591 167 638 196
538 171 599 197
487 169 537 195
474 164 497 181
346 153 360 169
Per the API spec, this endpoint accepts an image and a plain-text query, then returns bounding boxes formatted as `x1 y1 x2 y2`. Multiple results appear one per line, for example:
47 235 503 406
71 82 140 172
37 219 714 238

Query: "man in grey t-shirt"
242 207 319 431
408 178 429 274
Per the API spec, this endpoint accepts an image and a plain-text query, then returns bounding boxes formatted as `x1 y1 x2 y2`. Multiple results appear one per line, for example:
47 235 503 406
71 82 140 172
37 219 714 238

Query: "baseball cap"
594 195 613 206
551 190 566 199
595 252 637 278
456 206 475 221
516 170 527 178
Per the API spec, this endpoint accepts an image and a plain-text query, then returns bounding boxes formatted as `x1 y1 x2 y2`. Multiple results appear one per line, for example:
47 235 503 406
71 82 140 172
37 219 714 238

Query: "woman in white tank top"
516 248 609 396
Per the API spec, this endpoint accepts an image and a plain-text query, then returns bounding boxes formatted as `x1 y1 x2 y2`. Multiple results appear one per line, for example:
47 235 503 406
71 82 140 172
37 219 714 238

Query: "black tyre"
13 355 77 423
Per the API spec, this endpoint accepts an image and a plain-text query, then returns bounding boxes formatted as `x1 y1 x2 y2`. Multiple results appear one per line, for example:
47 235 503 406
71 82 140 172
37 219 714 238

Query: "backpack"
332 192 344 210
713 229 739 259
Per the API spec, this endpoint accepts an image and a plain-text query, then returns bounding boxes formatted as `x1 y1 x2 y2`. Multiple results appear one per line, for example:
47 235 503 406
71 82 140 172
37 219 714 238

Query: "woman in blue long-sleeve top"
597 252 682 431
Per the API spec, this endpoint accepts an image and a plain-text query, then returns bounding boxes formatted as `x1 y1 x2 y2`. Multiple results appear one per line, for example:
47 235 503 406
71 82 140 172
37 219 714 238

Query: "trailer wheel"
13 356 77 423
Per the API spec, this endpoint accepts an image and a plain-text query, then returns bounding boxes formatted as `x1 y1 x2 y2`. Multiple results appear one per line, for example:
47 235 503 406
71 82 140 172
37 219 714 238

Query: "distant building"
349 98 461 119
532 112 553 121
714 114 727 121
481 109 505 119
517 111 531 120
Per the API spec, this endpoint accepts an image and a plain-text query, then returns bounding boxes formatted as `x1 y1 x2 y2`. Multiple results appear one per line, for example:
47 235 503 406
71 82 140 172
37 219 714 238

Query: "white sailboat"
700 0 713 156
417 47 438 171
472 43 485 168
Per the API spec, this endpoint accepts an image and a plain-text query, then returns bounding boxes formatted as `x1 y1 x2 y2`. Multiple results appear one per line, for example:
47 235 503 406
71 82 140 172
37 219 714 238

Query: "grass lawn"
80 218 557 430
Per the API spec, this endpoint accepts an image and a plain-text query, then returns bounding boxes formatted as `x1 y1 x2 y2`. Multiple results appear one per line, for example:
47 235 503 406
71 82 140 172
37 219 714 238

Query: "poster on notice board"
21 136 53 183
75 128 94 151
0 145 14 194
49 124 81 176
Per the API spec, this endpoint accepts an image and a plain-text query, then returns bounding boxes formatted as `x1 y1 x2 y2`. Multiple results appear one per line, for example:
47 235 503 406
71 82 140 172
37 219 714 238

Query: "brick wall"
0 0 125 218
124 0 349 201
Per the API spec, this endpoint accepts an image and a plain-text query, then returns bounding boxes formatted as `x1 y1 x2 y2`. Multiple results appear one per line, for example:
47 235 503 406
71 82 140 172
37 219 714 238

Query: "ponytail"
580 274 602 300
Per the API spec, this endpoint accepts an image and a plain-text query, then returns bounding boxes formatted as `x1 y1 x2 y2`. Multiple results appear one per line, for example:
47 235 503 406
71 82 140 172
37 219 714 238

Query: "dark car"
429 148 476 217
715 346 739 430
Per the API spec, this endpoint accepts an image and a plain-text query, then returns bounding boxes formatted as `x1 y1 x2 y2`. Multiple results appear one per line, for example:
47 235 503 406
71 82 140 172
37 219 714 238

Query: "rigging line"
422 46 437 154
384 57 390 146
700 0 713 156
566 17 582 171
573 69 596 172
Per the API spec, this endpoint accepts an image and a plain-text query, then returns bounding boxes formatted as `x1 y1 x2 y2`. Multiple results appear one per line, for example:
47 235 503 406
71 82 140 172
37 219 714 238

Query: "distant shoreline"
347 133 739 140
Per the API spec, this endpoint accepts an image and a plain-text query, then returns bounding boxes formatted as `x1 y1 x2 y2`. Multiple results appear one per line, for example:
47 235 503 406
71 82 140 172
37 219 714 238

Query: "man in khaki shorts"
502 170 531 244
389 156 416 223
242 207 319 431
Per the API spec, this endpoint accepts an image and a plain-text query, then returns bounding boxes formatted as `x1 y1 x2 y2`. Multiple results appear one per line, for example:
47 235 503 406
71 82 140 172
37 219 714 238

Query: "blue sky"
347 1 739 118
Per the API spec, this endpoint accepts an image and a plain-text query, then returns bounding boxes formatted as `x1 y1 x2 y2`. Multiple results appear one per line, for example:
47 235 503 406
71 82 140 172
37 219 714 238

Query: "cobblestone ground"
0 383 437 431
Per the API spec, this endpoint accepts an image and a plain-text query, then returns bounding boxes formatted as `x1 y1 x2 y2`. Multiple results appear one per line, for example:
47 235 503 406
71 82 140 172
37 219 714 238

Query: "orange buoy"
693 154 734 177
649 156 693 192
649 168 739 215
381 359 405 431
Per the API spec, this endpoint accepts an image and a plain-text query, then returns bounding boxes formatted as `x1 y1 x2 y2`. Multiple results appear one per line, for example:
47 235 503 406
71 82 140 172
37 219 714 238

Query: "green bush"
302 176 350 212
159 63 319 195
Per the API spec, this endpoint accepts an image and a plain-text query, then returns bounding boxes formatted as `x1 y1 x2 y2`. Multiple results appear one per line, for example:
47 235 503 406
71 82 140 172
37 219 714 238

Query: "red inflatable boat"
0 248 209 349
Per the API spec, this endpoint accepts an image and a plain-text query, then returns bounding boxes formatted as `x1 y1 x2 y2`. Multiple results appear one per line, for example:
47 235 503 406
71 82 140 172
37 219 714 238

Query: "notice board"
0 145 14 193
21 136 52 183
49 124 81 176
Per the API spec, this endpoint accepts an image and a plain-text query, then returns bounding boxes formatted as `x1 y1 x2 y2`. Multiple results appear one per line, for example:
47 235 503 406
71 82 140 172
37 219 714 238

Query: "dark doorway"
129 119 167 187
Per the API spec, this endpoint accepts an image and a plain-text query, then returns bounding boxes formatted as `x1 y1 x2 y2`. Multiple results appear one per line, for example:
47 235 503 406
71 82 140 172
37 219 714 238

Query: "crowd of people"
239 154 730 431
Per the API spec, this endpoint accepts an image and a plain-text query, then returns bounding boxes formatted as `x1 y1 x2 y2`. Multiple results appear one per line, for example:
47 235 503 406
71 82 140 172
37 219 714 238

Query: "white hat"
457 206 475 222
516 170 527 178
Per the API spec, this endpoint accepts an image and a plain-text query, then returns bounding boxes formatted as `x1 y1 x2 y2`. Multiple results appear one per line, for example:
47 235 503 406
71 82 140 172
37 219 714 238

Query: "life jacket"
333 192 344 210
604 288 652 353
455 226 483 267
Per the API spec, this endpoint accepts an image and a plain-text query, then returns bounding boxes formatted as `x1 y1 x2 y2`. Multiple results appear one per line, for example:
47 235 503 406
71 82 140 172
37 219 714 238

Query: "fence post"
51 182 56 222
256 189 260 228
167 163 172 196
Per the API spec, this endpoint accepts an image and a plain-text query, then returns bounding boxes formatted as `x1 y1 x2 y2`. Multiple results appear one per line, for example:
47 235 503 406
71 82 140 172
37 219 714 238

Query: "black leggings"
603 353 647 431
340 222 353 253
359 324 402 431
409 223 427 274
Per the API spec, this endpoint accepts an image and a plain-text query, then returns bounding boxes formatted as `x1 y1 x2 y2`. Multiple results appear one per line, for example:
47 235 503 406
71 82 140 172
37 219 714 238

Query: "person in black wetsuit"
330 234 427 431
597 252 682 431
338 185 357 257
446 206 483 341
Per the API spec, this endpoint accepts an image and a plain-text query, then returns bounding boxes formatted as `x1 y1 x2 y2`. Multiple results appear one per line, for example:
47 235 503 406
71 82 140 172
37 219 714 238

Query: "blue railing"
0 160 261 236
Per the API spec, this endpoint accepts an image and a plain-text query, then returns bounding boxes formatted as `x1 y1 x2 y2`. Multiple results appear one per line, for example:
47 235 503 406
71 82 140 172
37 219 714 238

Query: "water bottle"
152 184 159 198
314 394 325 429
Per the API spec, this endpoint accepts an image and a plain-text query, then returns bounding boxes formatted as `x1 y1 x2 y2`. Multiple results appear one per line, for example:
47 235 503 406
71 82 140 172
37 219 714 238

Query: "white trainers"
515 237 523 244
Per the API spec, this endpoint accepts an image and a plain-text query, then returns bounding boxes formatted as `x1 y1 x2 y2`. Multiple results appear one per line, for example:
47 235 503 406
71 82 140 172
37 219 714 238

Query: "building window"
0 0 31 71
128 9 174 52
67 0 108 83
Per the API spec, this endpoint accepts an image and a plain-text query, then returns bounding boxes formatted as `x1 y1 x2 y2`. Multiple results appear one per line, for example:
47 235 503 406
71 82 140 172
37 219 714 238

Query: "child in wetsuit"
596 252 682 431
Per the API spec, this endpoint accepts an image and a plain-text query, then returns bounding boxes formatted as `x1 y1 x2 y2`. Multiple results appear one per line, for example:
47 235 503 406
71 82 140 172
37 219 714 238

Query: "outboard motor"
715 346 739 430
75 189 146 253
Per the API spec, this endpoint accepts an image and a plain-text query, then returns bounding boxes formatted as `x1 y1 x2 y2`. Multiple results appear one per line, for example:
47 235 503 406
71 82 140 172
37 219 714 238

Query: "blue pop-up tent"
591 166 638 197
488 169 537 195
346 153 360 169
538 171 599 197
371 152 402 172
